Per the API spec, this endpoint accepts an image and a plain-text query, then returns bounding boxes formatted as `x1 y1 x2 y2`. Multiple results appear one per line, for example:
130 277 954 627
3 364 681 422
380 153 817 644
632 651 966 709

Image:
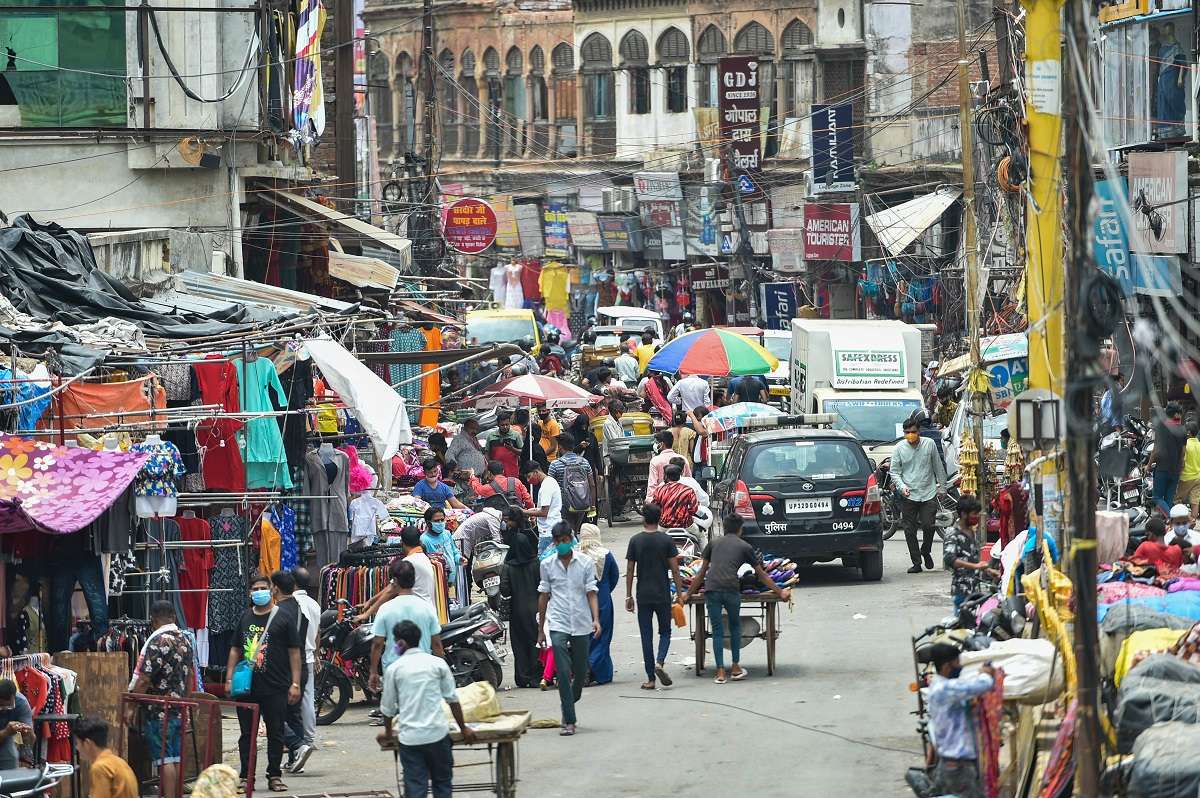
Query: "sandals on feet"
640 680 656 690
713 674 728 684
730 668 749 681
268 777 289 792
654 665 673 687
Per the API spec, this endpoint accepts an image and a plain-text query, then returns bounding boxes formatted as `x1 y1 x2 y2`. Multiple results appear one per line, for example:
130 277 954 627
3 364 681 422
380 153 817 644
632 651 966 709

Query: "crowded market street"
244 529 942 797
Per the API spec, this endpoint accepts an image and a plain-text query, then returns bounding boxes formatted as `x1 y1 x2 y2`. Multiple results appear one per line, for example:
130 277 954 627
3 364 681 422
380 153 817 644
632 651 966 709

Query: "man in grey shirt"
892 416 948 574
0 679 32 769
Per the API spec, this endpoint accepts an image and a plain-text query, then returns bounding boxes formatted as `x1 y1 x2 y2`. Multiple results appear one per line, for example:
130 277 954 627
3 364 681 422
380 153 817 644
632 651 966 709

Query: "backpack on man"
561 460 595 512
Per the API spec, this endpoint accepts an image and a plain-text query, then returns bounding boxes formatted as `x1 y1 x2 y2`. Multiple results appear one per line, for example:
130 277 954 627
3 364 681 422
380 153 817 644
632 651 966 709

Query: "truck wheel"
859 550 884 582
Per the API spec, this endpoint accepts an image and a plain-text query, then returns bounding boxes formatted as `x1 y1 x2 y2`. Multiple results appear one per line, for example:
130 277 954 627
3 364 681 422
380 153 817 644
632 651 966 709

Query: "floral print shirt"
130 440 186 497
141 627 194 716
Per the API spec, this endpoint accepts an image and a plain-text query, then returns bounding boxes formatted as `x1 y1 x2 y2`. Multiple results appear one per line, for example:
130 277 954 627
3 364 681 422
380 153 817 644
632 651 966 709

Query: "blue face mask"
431 521 447 534
250 589 271 607
556 541 574 556
395 642 408 656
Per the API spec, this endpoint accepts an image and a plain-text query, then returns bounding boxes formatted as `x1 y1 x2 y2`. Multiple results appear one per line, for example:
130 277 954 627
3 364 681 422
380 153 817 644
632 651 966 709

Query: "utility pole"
334 0 356 211
957 0 986 512
1063 0 1102 789
409 0 441 275
725 146 758 325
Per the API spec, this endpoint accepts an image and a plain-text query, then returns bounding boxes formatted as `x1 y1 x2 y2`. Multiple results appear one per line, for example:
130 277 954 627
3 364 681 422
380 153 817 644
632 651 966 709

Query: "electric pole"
334 0 356 211
409 0 442 275
957 0 986 513
1063 0 1102 789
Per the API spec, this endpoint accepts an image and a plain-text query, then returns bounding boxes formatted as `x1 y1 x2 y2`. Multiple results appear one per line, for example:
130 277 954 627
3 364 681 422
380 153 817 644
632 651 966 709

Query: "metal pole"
1064 0 1102 788
958 0 986 514
335 0 357 212
138 0 152 138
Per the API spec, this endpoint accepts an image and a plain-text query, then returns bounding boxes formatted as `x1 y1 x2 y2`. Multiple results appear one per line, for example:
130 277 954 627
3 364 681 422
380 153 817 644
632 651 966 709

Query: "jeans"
49 555 108 653
238 688 288 779
284 667 316 751
549 631 589 725
1154 468 1181 516
398 736 454 798
636 603 672 679
705 591 743 670
901 498 938 566
931 758 982 798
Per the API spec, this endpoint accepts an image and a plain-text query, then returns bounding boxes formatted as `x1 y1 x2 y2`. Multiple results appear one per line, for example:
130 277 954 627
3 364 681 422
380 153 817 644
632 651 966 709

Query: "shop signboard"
1093 179 1133 296
490 194 521 249
810 104 855 193
690 264 730 290
543 199 571 258
802 203 861 261
442 197 497 255
598 215 640 252
987 357 1028 409
684 185 720 256
513 202 544 257
660 227 686 260
566 211 603 249
1132 253 1183 296
767 228 806 274
718 56 762 175
760 282 798 331
633 172 683 201
1128 151 1187 254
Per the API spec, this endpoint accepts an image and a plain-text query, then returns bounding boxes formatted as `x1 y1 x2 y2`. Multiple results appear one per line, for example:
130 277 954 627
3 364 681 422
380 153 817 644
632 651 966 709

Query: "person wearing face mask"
942 495 999 610
422 508 465 606
499 507 542 687
412 459 467 511
923 644 995 798
368 561 444 696
645 430 691 502
893 417 948 574
1167 504 1200 548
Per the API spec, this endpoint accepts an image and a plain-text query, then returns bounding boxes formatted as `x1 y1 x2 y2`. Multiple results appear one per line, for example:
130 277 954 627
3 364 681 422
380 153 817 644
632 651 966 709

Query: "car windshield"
823 398 924 443
982 410 1008 440
467 318 535 346
763 336 791 361
744 440 868 482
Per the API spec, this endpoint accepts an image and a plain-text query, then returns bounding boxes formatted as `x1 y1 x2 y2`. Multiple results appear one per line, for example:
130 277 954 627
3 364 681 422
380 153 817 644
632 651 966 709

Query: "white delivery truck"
789 319 925 467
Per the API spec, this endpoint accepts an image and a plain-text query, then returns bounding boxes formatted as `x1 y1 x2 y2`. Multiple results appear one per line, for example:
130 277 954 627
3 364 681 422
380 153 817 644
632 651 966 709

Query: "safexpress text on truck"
789 319 924 466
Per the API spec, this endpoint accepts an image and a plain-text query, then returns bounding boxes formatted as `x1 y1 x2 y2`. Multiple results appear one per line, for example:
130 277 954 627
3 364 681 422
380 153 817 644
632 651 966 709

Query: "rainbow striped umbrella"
648 328 780 376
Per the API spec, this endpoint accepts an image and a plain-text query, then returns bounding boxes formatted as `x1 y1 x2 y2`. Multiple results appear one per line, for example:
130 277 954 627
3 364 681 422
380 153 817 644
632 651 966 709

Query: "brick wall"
909 35 995 108
312 2 341 181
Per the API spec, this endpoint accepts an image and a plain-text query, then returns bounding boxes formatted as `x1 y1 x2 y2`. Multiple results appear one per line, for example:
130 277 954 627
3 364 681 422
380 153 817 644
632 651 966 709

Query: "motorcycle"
0 764 74 798
314 600 376 726
471 539 509 615
663 506 714 557
441 602 506 688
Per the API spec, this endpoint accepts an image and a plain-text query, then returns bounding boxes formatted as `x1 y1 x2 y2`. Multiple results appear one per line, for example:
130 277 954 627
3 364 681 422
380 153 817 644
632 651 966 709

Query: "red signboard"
802 202 861 261
443 197 498 255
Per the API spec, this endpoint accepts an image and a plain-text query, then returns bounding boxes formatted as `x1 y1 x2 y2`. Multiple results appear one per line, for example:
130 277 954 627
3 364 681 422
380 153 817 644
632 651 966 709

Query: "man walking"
892 417 948 574
924 644 995 798
285 567 322 774
625 504 685 690
537 523 601 736
1150 402 1188 516
128 600 193 798
549 433 595 532
378 620 476 798
942 495 998 610
522 460 563 557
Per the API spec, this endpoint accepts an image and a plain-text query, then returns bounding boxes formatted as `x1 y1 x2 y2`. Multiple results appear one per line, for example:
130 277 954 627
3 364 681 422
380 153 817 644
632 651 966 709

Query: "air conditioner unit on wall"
603 187 636 213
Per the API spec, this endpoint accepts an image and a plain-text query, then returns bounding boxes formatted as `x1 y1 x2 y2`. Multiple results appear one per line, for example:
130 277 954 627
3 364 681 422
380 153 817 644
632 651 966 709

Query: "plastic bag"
672 603 687 628
444 680 502 724
959 638 1064 705
1126 721 1200 797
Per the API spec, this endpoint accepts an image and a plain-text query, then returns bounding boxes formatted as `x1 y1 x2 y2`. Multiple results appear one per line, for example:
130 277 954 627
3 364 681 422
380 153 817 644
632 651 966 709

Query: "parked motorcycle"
471 539 509 615
0 763 74 798
441 602 506 688
314 601 376 726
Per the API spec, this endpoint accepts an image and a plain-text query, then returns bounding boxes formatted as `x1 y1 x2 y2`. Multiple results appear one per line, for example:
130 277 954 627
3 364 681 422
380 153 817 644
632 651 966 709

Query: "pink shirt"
645 449 692 501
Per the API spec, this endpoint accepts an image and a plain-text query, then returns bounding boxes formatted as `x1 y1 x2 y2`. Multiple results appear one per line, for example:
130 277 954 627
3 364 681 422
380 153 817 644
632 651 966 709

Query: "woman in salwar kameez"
579 523 619 684
499 508 542 688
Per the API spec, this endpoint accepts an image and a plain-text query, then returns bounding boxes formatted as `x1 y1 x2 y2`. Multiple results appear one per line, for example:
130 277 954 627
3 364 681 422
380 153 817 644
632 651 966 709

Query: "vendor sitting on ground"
1133 517 1190 573
1167 503 1200 548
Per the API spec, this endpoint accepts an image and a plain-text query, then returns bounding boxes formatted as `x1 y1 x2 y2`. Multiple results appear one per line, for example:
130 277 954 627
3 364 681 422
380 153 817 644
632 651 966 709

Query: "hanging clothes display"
193 358 246 492
56 376 166 431
143 517 187 625
388 326 427 424
269 503 298 570
130 436 186 518
277 357 314 471
207 513 248 636
503 263 524 309
237 356 293 490
258 513 281 576
0 364 51 431
303 446 350 570
418 327 442 429
175 514 214 630
519 260 542 305
489 263 508 307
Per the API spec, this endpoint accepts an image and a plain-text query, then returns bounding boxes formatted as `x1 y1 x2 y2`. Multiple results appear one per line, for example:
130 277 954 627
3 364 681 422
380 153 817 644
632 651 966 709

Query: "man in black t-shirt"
226 572 306 793
1151 402 1189 517
682 514 790 684
624 504 684 690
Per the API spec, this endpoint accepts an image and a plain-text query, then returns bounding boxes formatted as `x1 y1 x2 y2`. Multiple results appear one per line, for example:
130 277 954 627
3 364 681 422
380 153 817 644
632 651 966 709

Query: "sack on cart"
958 638 1063 705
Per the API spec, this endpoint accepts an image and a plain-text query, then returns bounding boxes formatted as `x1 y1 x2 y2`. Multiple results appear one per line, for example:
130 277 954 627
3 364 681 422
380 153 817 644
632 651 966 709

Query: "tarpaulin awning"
176 271 355 314
304 338 412 460
0 436 148 534
865 188 961 257
263 190 412 269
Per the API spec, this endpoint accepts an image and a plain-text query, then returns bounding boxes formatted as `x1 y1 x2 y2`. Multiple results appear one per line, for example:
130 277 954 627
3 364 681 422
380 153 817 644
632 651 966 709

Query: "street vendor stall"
685 592 785 676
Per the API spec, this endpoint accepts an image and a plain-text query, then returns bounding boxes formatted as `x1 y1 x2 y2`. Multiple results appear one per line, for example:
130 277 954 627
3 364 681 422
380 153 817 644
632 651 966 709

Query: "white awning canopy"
865 187 962 257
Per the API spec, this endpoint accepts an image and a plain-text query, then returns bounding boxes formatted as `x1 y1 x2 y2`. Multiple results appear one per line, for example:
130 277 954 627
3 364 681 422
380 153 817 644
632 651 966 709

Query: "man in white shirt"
522 460 562 558
614 341 641 385
667 373 712 414
285 568 323 774
402 527 438 607
1167 504 1200 548
669 456 710 506
378 620 476 798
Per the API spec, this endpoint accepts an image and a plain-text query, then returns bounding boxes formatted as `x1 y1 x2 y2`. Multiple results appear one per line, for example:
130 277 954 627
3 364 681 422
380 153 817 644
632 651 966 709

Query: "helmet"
519 336 535 352
545 329 561 344
511 363 529 376
908 408 930 427
682 312 694 323
928 360 940 371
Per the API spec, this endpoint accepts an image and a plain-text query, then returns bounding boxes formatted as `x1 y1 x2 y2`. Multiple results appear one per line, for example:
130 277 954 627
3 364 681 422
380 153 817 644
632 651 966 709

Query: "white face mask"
1175 523 1191 535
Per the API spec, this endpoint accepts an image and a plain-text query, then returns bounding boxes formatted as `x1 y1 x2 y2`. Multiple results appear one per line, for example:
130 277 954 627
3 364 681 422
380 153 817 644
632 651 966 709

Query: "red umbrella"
474 374 601 410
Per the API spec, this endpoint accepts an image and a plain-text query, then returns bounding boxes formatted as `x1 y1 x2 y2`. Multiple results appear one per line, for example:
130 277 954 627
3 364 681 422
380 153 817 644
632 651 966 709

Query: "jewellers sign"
802 203 860 261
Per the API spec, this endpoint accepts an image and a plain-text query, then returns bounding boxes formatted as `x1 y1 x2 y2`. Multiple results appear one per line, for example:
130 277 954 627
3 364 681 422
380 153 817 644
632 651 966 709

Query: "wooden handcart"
685 592 785 676
380 710 530 798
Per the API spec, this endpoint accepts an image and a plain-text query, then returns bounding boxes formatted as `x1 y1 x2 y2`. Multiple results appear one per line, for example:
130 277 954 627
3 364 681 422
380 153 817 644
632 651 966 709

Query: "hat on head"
1171 504 1191 519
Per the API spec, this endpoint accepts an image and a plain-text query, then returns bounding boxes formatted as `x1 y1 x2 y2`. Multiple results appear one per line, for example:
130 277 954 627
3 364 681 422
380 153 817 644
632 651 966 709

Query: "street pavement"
227 523 953 796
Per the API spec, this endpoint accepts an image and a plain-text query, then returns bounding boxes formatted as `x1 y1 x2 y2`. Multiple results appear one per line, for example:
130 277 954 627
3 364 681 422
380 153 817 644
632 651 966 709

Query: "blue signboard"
760 282 798 331
543 199 570 258
1093 179 1133 297
811 104 855 193
1132 254 1182 297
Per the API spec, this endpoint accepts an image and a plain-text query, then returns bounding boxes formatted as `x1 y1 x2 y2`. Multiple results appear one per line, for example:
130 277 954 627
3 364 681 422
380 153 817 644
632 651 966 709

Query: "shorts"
143 715 182 766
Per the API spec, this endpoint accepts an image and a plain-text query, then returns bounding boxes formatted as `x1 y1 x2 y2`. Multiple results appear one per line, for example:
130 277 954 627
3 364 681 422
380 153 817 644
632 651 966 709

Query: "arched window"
461 49 480 155
781 21 815 124
504 48 527 155
657 27 689 114
782 19 814 51
551 43 576 156
620 30 650 115
461 48 476 75
395 53 415 153
696 24 726 108
484 47 501 76
529 46 548 122
552 42 574 73
368 51 393 161
581 33 614 119
482 48 502 156
437 49 459 154
734 21 773 54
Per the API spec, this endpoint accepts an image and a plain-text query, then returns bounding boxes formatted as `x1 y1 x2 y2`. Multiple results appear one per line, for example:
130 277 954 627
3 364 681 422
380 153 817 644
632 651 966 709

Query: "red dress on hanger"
175 515 214 628
193 359 246 491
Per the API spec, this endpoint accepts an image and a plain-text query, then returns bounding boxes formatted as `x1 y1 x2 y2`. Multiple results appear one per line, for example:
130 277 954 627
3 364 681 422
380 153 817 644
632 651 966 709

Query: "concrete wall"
817 0 863 45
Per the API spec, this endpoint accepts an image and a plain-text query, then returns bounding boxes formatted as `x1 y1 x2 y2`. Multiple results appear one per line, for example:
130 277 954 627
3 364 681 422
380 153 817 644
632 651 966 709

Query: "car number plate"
483 575 500 589
629 452 652 463
1123 489 1139 500
785 497 832 514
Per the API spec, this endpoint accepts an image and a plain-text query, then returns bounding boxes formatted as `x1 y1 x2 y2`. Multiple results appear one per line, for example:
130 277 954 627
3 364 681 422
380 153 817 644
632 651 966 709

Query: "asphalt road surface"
225 523 952 796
